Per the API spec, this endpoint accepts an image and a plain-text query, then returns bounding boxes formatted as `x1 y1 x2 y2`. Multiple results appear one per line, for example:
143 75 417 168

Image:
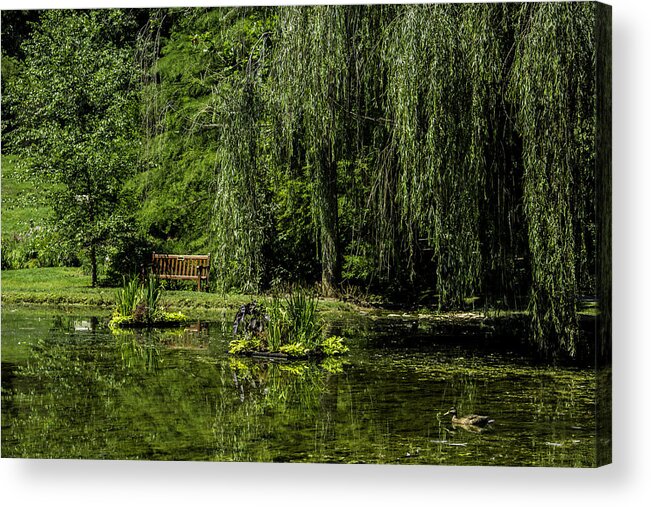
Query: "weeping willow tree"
264 2 602 354
271 6 353 295
377 4 509 306
204 9 275 291
132 4 605 356
508 2 597 355
210 81 271 291
135 8 166 163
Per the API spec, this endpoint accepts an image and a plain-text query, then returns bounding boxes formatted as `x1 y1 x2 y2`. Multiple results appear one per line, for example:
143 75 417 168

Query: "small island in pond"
229 295 348 359
108 276 188 329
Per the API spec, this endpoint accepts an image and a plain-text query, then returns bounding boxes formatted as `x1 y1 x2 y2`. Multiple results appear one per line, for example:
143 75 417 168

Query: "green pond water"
1 307 598 466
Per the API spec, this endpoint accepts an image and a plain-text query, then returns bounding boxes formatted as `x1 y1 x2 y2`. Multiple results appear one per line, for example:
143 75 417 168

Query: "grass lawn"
1 267 355 316
0 266 244 310
2 266 95 292
2 267 115 306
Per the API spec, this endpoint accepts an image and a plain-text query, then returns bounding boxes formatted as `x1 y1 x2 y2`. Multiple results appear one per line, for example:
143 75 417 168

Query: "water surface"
1 307 597 466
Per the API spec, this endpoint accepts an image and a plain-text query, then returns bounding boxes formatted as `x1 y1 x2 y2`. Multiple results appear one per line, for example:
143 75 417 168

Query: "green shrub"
108 314 135 329
101 232 152 287
228 337 263 355
1 225 78 270
279 342 310 357
156 311 188 324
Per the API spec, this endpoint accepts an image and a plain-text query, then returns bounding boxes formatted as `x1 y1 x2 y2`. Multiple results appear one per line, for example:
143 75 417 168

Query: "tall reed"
285 288 322 349
114 275 162 323
115 277 143 318
142 274 161 321
265 296 287 352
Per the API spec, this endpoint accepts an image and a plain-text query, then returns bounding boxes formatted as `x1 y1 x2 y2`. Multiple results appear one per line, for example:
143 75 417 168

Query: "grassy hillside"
1 155 65 269
2 155 52 234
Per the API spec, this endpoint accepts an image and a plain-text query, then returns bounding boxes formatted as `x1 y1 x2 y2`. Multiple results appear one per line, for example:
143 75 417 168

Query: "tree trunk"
321 222 339 296
90 242 98 288
319 152 340 297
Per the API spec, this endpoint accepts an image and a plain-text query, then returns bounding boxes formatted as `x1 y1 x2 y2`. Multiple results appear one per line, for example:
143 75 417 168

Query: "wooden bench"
151 253 211 292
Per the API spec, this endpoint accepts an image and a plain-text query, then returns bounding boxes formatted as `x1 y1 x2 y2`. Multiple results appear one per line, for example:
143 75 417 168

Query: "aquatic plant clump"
109 275 188 328
228 290 348 358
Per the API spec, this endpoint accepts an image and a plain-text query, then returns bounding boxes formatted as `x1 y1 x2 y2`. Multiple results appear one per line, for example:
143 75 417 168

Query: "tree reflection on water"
2 309 598 466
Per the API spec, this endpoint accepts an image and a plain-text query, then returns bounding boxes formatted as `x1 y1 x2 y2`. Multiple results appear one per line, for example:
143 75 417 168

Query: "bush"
279 342 310 357
318 335 349 356
101 233 152 286
1 225 79 270
228 337 263 355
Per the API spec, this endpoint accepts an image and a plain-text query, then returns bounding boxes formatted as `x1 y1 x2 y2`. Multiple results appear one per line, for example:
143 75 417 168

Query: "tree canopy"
6 9 140 286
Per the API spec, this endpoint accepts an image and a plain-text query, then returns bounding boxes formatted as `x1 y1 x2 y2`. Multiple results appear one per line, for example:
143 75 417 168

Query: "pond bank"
2 267 597 363
1 267 353 314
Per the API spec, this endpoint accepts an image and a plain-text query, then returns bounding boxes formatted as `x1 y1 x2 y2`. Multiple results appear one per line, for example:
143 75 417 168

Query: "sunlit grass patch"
2 267 92 291
1 155 54 233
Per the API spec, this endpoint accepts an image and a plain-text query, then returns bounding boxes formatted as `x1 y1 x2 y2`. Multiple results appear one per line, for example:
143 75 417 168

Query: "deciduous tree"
9 9 139 286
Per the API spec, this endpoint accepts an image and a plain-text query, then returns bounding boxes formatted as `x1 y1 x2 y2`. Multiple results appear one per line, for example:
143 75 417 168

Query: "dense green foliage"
508 3 597 355
5 10 141 286
1 4 609 356
0 155 68 269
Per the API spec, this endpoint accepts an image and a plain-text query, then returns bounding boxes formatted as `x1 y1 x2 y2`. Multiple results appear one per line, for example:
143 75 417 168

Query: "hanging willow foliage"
271 5 355 295
140 4 605 355
267 2 602 352
508 2 596 355
372 4 512 306
206 10 274 292
210 81 270 291
135 9 166 163
378 3 509 306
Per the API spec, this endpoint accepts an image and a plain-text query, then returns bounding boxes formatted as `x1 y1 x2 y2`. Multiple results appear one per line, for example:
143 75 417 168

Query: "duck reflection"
444 407 495 434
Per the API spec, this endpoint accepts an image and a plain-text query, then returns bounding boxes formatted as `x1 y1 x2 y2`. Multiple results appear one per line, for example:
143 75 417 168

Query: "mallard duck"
444 407 494 427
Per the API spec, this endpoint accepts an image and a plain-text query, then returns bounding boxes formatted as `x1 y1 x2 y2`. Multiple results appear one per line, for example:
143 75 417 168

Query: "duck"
443 407 494 428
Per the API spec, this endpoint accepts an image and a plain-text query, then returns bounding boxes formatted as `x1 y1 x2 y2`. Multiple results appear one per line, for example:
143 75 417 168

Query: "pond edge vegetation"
108 275 188 329
229 290 349 359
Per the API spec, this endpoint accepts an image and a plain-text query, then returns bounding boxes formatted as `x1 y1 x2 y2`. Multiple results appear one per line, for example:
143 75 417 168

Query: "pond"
1 306 598 466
